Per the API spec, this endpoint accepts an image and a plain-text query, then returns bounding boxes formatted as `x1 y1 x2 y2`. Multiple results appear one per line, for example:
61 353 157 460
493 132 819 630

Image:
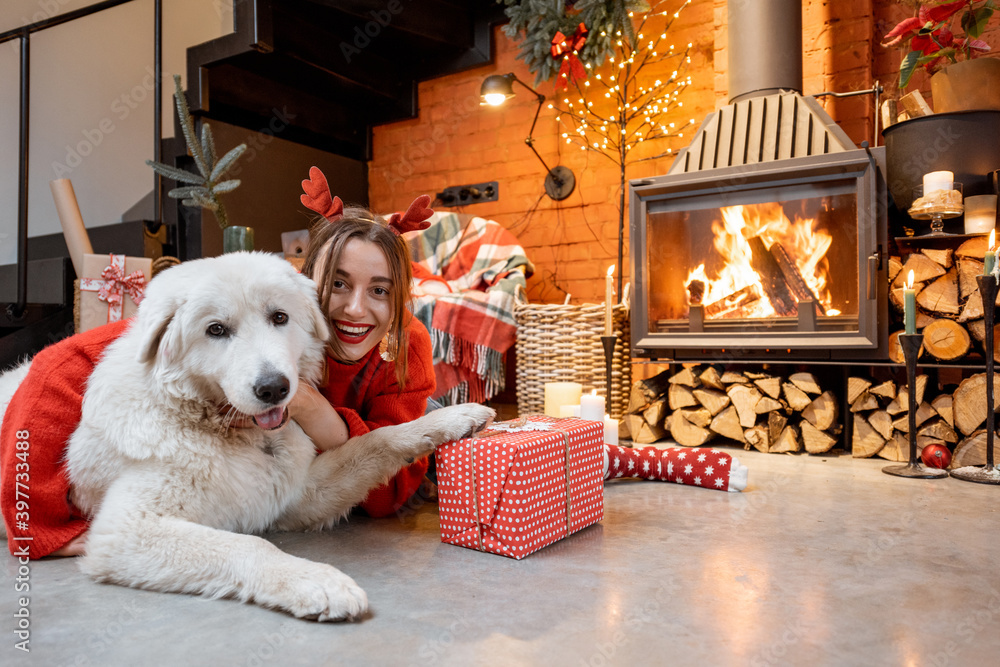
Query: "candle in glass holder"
580 389 605 421
904 269 916 335
985 229 997 276
964 194 997 234
604 264 615 336
923 170 954 194
544 381 582 417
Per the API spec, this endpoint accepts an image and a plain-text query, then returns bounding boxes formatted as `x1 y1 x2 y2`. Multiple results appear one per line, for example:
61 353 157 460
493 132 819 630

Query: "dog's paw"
417 403 496 446
262 561 368 622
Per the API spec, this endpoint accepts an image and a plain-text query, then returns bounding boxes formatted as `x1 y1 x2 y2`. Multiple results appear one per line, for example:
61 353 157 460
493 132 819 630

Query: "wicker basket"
514 302 631 419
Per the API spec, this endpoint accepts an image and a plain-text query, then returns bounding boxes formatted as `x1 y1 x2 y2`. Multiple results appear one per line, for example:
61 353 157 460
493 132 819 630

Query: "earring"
379 328 397 362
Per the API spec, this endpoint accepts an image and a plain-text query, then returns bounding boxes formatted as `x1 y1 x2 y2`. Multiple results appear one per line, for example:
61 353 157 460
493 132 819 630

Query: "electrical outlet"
436 181 499 206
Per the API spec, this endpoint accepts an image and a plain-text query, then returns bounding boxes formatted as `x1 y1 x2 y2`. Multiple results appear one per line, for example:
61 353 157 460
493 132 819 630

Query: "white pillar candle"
923 170 954 194
559 404 581 418
544 381 583 417
603 414 619 445
580 389 605 421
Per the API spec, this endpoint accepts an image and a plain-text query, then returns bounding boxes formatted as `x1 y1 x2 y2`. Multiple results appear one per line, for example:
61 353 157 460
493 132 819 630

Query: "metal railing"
0 0 163 318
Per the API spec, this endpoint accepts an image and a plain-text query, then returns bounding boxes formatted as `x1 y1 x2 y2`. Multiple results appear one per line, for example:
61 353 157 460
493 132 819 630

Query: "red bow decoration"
552 23 588 91
79 254 146 323
300 166 344 221
387 194 434 235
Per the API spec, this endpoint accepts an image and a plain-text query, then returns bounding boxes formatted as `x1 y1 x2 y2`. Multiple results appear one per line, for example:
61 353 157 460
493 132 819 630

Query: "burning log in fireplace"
625 367 842 453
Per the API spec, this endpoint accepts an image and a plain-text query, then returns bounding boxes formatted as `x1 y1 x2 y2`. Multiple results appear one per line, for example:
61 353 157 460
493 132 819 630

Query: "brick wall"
369 0 997 305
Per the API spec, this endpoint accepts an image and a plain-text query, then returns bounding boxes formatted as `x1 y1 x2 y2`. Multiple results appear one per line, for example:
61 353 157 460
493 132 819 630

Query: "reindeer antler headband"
300 166 433 235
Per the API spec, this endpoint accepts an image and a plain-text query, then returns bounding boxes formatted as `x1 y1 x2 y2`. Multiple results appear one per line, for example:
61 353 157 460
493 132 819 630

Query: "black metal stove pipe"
728 0 803 103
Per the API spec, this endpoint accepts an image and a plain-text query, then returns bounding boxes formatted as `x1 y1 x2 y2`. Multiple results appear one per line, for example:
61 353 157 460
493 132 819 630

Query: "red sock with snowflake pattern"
603 444 747 492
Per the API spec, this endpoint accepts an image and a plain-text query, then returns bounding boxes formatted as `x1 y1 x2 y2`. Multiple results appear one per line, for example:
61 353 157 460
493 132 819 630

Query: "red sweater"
1 317 435 557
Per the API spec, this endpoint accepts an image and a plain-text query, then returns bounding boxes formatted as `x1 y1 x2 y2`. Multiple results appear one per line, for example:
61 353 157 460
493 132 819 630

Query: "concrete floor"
3 447 999 666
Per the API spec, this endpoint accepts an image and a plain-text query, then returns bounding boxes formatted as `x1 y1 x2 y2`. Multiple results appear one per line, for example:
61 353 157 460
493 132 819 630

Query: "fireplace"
629 147 888 361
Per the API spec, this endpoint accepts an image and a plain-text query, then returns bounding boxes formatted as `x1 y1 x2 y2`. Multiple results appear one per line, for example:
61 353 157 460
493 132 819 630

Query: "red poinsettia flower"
883 0 996 89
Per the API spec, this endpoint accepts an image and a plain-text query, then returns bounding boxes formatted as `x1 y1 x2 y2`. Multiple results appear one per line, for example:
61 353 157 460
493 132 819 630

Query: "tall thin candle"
605 264 615 336
904 270 916 335
985 229 997 277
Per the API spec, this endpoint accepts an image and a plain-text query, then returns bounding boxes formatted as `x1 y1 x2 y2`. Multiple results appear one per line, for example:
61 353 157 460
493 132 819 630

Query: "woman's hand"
289 382 351 451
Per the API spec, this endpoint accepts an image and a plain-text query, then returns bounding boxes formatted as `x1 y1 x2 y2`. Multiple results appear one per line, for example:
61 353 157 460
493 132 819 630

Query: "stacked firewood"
625 366 842 454
889 237 1000 363
849 372 999 466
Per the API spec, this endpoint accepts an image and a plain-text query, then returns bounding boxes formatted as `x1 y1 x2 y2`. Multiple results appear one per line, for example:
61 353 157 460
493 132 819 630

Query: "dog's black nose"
254 373 290 404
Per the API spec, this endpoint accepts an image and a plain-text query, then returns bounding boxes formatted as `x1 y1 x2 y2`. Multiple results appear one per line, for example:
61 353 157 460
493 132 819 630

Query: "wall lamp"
480 73 576 201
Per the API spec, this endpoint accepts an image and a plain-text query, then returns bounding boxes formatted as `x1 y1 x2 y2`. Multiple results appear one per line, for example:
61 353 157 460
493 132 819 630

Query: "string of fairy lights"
550 0 695 166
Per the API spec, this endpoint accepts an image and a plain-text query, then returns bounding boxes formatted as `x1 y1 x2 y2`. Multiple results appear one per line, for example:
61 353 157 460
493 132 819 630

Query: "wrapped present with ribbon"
77 253 152 333
436 415 604 560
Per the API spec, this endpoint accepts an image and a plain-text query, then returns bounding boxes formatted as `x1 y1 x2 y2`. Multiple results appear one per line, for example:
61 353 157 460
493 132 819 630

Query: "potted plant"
883 0 1000 111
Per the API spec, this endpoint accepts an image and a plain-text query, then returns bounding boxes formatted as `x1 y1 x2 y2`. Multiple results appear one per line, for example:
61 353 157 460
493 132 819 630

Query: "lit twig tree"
552 0 693 294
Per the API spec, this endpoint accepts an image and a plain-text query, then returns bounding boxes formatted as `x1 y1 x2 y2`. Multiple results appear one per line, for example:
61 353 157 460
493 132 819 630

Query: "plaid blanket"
406 212 533 405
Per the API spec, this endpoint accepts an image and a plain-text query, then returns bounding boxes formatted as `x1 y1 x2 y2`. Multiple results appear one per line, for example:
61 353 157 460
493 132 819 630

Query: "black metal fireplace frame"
629 146 889 361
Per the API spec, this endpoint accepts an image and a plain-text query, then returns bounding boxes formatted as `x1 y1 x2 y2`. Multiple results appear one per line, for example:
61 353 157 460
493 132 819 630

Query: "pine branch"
145 160 206 185
171 75 210 178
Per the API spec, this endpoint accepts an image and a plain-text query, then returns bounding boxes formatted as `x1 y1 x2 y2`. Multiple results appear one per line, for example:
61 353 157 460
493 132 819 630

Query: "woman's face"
318 238 393 362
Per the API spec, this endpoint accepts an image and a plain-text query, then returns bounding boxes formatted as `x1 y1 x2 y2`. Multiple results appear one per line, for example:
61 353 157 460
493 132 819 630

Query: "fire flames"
684 203 837 318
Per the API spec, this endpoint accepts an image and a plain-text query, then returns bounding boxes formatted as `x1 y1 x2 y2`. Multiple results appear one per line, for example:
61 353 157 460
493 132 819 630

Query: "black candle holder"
883 332 948 479
601 334 617 417
951 273 1000 484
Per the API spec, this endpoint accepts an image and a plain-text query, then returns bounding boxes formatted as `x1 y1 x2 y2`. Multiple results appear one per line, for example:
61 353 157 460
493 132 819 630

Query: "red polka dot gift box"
435 415 604 560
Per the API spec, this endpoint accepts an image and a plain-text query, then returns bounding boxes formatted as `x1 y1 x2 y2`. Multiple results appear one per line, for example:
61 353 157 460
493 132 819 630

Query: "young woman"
0 166 437 557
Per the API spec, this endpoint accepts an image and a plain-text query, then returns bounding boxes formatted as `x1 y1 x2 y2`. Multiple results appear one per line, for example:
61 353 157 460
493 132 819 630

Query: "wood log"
922 318 971 361
669 366 702 388
698 366 725 391
669 411 713 447
692 388 730 416
921 247 953 269
850 391 880 413
877 432 909 462
728 384 762 428
753 376 783 400
958 288 984 323
888 255 903 284
958 257 985 300
802 391 839 431
789 372 822 395
892 402 938 431
951 429 1000 467
704 285 762 318
916 310 936 329
680 407 712 429
639 370 674 399
629 415 668 444
918 418 959 443
668 384 698 410
747 236 798 317
956 236 989 260
868 410 895 441
889 330 925 364
869 380 897 400
721 371 750 384
886 395 906 415
709 405 746 443
768 411 788 443
744 371 769 380
967 319 986 345
931 394 954 428
628 382 650 414
754 396 784 414
953 373 1000 435
643 399 668 429
744 425 770 453
770 425 801 453
770 242 826 313
847 377 873 405
901 252 947 283
852 414 886 457
782 382 813 411
916 269 959 316
801 420 838 454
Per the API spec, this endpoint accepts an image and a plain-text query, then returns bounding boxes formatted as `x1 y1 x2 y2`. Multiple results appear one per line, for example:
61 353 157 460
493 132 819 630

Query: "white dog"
0 252 493 621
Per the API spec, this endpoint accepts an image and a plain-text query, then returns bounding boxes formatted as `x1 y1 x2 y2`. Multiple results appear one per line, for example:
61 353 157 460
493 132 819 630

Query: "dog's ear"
293 272 330 342
134 268 190 365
